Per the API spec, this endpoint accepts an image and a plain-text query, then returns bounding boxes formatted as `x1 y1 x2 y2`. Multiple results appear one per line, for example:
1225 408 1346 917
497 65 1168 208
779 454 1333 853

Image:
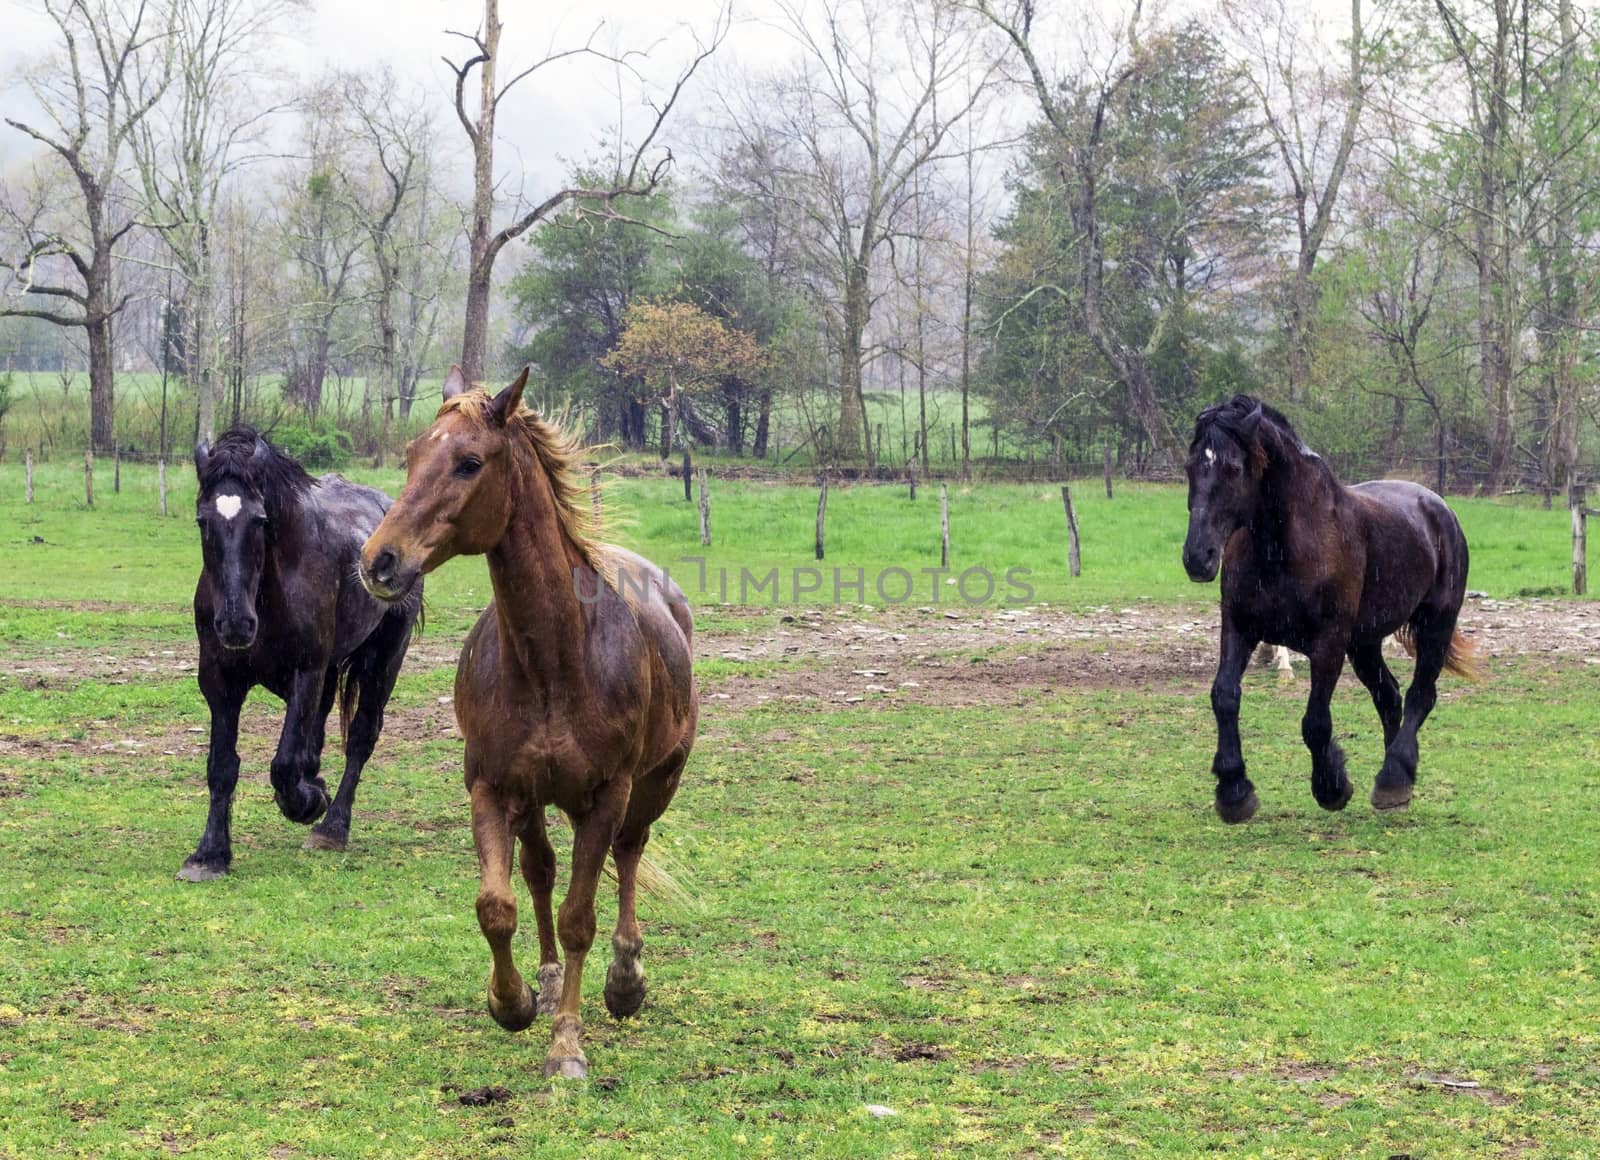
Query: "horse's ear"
251 435 271 463
442 364 468 400
489 367 530 428
193 440 210 478
1238 401 1269 474
1237 400 1264 443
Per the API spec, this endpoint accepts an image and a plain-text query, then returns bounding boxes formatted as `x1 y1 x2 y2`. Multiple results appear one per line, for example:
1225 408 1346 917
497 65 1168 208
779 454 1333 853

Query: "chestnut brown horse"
359 366 696 1079
1182 395 1481 823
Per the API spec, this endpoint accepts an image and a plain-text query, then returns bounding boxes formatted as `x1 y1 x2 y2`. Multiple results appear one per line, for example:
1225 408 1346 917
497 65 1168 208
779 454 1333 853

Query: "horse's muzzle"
359 547 415 603
1183 544 1220 583
215 614 258 650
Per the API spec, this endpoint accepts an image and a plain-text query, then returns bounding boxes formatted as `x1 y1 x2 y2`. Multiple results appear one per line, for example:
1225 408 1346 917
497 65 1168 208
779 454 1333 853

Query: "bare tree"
279 80 366 414
133 0 297 442
0 0 171 452
338 69 435 455
717 0 996 460
443 0 727 382
975 0 1186 465
1225 0 1369 399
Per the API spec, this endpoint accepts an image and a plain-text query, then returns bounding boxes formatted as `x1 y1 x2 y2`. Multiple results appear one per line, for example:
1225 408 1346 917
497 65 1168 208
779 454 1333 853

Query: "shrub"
271 420 354 470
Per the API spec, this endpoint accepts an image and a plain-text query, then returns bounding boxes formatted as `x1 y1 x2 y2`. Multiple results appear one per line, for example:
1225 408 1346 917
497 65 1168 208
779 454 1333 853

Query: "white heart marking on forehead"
215 494 243 520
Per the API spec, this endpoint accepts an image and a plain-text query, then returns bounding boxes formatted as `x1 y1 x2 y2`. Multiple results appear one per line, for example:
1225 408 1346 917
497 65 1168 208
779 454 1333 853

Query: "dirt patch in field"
695 594 1600 715
4 595 1595 749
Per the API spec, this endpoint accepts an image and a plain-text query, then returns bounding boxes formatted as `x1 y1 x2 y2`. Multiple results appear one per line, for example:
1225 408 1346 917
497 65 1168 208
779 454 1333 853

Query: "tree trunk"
753 387 772 459
837 267 869 460
86 309 115 454
460 0 503 383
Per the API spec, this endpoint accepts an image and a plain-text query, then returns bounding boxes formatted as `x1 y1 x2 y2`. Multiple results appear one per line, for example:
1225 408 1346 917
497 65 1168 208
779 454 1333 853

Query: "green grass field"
1 460 1596 1157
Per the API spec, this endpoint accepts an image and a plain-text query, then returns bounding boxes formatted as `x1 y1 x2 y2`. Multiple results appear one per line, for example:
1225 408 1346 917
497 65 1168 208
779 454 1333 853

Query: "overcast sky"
0 0 785 184
0 0 1363 200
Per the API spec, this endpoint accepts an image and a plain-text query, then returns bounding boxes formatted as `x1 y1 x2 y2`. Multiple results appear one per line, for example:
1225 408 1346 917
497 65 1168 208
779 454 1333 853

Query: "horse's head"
360 365 529 602
1182 395 1268 583
194 432 277 649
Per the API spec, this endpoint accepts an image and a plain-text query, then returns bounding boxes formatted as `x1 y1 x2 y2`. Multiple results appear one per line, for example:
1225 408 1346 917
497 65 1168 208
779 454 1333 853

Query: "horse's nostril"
372 548 396 582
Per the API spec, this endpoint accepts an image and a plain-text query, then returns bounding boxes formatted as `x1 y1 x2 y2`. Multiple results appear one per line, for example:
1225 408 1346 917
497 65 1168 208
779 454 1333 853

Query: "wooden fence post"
908 466 917 502
1573 478 1589 596
25 448 33 504
113 445 121 494
1062 485 1081 578
84 448 94 508
682 450 692 502
698 467 711 547
1104 443 1114 500
590 466 601 522
940 482 950 568
815 475 828 561
158 459 168 516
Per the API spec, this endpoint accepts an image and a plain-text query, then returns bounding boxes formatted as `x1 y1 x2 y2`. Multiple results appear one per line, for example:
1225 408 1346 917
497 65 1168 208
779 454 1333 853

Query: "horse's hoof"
1215 789 1260 824
303 829 348 852
176 860 227 883
1317 779 1355 812
542 1056 588 1081
486 981 536 1033
275 786 329 826
604 970 647 1020
535 963 564 1017
1371 783 1413 812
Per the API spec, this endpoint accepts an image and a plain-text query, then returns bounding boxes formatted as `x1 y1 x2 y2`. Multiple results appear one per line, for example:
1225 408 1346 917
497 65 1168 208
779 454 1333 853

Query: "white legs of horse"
1254 643 1295 680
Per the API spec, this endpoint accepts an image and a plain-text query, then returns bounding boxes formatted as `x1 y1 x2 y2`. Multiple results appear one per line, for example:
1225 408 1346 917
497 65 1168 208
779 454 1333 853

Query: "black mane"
197 426 314 522
1190 394 1313 463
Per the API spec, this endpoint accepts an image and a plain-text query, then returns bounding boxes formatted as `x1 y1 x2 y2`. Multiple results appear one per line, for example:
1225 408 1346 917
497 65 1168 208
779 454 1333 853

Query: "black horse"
179 429 422 881
1181 395 1480 823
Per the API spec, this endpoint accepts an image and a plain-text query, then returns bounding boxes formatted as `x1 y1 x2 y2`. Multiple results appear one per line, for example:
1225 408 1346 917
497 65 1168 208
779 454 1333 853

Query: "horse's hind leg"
518 809 563 1015
1348 637 1402 749
471 779 535 1033
309 614 412 852
543 785 632 1080
1303 645 1354 812
606 748 687 1020
1372 615 1452 812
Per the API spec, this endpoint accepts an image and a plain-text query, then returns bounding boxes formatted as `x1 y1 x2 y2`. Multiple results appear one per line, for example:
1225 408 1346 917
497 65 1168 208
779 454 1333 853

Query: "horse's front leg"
270 667 330 825
1211 618 1259 823
473 780 536 1033
545 786 629 1079
1303 645 1354 812
178 673 247 881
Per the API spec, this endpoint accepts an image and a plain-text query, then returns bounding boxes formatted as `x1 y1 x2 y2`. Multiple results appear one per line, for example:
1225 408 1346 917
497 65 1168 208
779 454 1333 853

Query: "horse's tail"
337 665 358 750
1394 625 1487 683
603 852 694 909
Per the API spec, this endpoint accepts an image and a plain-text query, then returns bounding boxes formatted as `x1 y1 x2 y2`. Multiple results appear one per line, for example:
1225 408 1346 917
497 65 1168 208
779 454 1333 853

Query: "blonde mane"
436 392 626 597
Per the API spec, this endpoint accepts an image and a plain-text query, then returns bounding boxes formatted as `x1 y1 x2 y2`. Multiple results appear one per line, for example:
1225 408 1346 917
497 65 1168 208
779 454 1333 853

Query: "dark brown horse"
358 366 696 1080
182 428 421 880
1182 395 1480 823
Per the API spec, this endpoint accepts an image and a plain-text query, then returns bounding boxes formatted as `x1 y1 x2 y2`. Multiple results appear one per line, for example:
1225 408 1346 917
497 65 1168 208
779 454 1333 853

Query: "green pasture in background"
0 457 1584 634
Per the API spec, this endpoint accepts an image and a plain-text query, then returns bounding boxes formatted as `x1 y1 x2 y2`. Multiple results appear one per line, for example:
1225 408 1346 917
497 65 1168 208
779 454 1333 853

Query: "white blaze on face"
1204 447 1216 466
215 494 243 520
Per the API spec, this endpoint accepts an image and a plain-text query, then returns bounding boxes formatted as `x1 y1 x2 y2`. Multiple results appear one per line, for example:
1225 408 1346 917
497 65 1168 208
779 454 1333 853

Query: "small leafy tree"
602 300 765 458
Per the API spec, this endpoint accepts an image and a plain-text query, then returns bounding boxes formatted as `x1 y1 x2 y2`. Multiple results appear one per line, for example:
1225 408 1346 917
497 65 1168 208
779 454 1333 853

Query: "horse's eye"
252 514 270 528
454 457 483 479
